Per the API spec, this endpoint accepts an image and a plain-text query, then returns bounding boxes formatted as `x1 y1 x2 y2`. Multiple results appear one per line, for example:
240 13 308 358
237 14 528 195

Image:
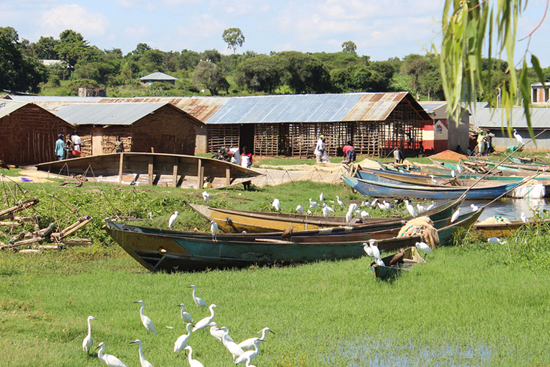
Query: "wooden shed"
0 101 73 165
54 103 204 157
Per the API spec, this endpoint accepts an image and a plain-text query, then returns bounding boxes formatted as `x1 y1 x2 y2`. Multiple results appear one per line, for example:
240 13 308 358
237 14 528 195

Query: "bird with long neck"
96 342 127 367
192 304 220 332
130 340 153 367
82 315 98 354
174 323 193 356
133 300 157 335
189 285 207 307
184 346 204 367
238 327 275 351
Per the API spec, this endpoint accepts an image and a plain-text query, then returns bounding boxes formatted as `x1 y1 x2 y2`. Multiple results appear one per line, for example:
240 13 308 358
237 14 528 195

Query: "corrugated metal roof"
140 72 177 81
470 107 550 128
419 101 447 114
0 101 28 118
55 103 169 126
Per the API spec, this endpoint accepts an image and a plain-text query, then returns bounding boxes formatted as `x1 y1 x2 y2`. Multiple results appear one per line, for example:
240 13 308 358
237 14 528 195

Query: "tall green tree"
192 61 227 95
55 29 90 67
222 28 245 53
235 55 281 93
275 51 331 94
341 41 357 54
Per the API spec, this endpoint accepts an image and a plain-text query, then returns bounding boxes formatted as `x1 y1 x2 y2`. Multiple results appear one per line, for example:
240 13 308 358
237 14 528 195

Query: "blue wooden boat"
341 174 520 200
104 208 482 272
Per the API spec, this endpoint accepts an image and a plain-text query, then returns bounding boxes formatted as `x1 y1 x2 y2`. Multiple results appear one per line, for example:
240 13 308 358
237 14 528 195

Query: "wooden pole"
148 156 154 186
172 157 179 187
118 153 124 183
197 159 204 189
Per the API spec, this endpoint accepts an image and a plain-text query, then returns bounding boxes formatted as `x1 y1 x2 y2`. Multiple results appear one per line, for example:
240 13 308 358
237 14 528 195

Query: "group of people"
213 146 253 168
314 135 356 164
54 131 82 160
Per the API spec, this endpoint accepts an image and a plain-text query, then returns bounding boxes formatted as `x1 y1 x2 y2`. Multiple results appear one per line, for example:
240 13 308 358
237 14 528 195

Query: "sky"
3 0 550 67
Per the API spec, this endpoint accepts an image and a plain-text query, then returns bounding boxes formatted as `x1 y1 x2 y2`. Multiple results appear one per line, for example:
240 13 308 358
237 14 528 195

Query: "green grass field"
0 165 550 366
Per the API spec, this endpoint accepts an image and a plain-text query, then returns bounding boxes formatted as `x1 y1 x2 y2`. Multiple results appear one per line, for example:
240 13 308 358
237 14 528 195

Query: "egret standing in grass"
272 198 280 211
97 342 127 367
319 192 324 203
222 333 245 361
168 211 179 229
178 303 193 323
360 210 369 220
148 212 153 220
174 323 193 356
134 300 157 335
514 129 524 146
295 204 304 214
345 210 353 223
130 340 154 367
451 207 461 223
184 346 204 367
336 196 345 207
192 304 220 332
189 285 207 307
202 191 210 203
235 338 262 365
238 327 275 351
210 220 219 241
521 212 528 223
405 200 417 217
488 237 507 244
82 315 98 354
415 241 433 258
309 198 319 209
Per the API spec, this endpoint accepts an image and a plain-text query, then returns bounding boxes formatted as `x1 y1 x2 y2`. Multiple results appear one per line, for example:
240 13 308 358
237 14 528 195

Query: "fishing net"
398 216 439 249
477 215 511 224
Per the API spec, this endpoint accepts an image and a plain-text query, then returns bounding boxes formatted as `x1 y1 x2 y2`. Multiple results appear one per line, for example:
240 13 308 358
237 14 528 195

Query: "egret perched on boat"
451 207 460 223
451 169 456 178
130 340 154 367
319 192 324 203
202 191 210 203
174 323 193 356
238 327 274 351
210 220 219 241
97 342 127 367
222 333 245 361
364 239 384 266
488 237 507 244
184 346 204 367
272 198 281 211
178 303 193 323
405 200 417 218
336 196 345 207
192 304 220 332
134 300 157 335
168 211 179 229
360 211 369 220
82 315 98 354
457 161 463 174
521 212 528 223
235 338 262 365
295 204 304 214
514 129 524 146
189 285 207 307
470 204 479 212
345 210 354 223
415 241 433 257
348 203 358 213
430 175 438 184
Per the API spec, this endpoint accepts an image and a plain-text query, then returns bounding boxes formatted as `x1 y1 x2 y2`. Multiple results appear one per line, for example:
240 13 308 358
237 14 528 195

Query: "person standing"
72 130 82 156
65 133 74 159
241 146 253 168
55 134 65 160
342 141 356 164
114 136 124 153
314 135 328 163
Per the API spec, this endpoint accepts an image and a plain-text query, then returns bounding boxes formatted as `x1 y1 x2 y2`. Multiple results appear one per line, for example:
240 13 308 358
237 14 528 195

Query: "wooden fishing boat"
341 174 520 200
473 218 550 238
370 247 426 281
184 197 464 233
35 152 261 189
103 208 483 272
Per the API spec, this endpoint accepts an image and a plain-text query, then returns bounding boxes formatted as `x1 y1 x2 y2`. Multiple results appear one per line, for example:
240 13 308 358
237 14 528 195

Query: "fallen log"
0 221 22 227
51 216 92 240
15 249 40 253
60 238 93 247
0 198 39 220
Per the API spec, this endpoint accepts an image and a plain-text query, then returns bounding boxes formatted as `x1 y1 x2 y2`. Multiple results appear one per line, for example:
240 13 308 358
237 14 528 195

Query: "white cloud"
40 4 110 38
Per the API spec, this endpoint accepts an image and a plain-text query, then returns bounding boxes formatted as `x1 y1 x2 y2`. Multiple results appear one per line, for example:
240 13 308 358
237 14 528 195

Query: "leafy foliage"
222 27 245 53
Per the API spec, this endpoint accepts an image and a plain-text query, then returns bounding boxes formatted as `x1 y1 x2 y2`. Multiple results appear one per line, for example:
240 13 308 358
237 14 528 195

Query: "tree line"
1 26 549 102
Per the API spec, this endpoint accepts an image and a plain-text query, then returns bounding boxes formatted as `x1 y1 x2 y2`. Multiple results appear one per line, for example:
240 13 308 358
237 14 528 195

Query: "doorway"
240 124 255 154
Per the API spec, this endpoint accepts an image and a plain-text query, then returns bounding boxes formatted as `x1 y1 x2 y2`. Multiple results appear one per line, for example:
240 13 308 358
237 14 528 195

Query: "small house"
140 72 178 86
419 102 469 155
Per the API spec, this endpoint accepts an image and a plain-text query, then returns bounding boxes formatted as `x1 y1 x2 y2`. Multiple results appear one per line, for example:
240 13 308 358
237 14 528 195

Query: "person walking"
55 134 65 161
241 146 253 168
314 135 330 163
342 141 356 164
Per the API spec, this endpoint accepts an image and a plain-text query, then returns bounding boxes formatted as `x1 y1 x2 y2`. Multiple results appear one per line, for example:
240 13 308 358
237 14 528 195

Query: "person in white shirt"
72 131 82 153
314 135 330 163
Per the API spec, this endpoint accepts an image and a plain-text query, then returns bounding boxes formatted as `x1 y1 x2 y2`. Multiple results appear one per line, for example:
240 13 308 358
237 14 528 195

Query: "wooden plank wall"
254 123 279 156
207 124 240 153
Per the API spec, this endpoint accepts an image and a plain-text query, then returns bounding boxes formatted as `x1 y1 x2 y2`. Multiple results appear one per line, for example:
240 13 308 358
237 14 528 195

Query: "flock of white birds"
83 285 273 367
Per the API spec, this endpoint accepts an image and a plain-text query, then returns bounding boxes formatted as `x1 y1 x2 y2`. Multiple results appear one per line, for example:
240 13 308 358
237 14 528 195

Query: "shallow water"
461 197 549 222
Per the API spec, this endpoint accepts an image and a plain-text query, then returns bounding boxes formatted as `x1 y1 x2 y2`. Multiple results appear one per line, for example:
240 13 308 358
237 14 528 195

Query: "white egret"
488 237 507 244
378 201 391 211
209 322 225 341
148 212 153 220
430 175 438 184
189 285 207 307
370 198 378 207
360 211 369 220
361 201 370 207
222 333 245 361
168 211 179 229
134 300 157 335
415 241 433 257
202 191 210 203
363 242 374 258
457 161 463 174
210 220 219 241
322 206 333 219
514 129 524 146
272 198 281 211
174 323 193 356
178 303 193 323
405 200 417 217
425 201 436 211
184 346 204 367
451 170 456 178
348 203 358 213
97 342 127 367
82 315 98 354
416 203 426 213
319 192 324 202
336 196 345 206
192 304 220 332
309 198 320 208
470 204 479 212
520 212 528 223
235 338 262 365
345 210 353 223
451 207 461 223
323 203 335 212
295 204 304 214
130 340 154 367
238 327 274 351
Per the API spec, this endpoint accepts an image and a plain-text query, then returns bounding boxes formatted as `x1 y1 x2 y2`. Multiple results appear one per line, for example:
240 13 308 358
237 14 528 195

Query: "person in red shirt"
241 146 253 168
342 141 356 164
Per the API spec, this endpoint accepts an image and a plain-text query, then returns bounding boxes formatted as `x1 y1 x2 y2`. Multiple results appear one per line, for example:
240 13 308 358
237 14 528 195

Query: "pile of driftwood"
0 197 93 253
